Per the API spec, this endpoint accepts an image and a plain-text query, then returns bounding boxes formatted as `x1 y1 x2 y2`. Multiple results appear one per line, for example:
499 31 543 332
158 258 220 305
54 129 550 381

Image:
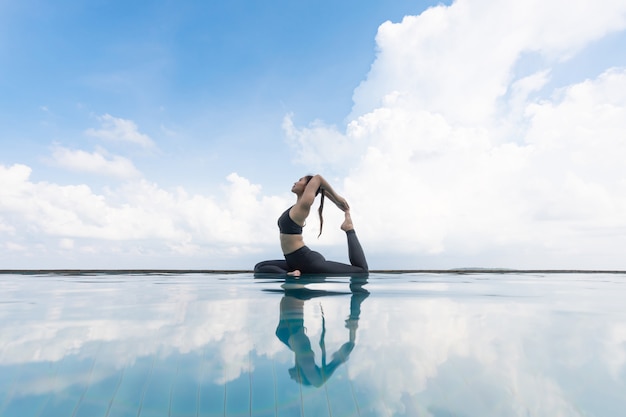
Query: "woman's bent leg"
345 230 368 271
254 260 289 274
288 244 367 275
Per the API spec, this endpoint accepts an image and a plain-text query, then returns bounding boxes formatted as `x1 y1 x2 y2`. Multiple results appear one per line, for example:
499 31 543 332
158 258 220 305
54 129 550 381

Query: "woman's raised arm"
323 189 349 212
303 175 349 212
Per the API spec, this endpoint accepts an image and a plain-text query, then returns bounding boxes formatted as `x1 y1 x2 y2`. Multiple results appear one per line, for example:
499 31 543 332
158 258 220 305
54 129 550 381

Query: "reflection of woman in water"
275 283 368 387
254 175 368 277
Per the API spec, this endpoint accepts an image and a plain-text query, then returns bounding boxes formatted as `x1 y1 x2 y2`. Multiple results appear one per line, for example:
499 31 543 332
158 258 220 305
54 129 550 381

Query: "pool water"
1 272 625 416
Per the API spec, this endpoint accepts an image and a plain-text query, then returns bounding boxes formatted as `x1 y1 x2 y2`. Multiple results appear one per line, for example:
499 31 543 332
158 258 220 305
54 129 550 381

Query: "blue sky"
2 0 626 269
1 0 427 192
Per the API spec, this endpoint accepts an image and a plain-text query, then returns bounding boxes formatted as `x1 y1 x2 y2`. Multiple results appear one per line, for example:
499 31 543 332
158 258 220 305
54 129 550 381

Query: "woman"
275 285 368 387
254 174 368 276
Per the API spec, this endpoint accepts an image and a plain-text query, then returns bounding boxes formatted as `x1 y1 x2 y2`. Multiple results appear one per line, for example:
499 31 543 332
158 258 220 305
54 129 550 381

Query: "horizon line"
1 269 625 275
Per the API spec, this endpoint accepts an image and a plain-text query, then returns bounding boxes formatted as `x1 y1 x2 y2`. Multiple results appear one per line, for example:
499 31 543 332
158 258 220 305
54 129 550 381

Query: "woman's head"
291 176 312 195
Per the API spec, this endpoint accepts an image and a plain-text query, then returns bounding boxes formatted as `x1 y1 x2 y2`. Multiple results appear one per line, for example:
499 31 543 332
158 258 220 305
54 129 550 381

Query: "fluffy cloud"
287 0 626 268
85 113 155 148
350 0 626 123
340 69 626 265
0 165 286 268
283 114 364 174
50 146 142 179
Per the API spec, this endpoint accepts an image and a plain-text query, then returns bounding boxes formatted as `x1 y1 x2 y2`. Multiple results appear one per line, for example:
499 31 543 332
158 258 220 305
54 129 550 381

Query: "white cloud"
85 113 155 148
349 0 626 123
58 238 74 249
0 164 287 268
50 146 142 179
286 0 626 268
283 114 366 173
5 241 26 251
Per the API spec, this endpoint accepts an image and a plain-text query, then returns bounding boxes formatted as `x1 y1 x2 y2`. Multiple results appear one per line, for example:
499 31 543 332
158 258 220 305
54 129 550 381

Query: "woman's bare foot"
287 270 301 278
340 211 354 232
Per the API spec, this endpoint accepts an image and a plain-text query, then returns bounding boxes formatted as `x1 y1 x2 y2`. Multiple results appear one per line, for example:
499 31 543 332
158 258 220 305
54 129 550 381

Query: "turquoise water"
1 272 625 417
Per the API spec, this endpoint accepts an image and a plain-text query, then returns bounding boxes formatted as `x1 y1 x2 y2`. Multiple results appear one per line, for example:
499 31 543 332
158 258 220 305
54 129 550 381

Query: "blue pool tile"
169 371 198 417
249 357 277 417
325 370 359 417
38 396 78 417
138 365 175 416
105 403 139 417
197 379 225 416
82 372 123 406
110 371 146 410
348 384 380 417
1 394 49 417
274 362 303 417
224 370 251 416
137 408 169 417
300 385 331 417
72 399 110 417
0 365 18 397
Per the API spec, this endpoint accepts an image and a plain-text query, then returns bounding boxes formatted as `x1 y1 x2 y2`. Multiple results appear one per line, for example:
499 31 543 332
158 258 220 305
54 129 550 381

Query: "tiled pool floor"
1 272 625 416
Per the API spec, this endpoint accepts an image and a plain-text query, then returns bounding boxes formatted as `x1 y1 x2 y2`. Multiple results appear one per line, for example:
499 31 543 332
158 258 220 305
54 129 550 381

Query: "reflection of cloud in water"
1 276 284 389
607 323 626 379
1 274 625 416
347 277 626 416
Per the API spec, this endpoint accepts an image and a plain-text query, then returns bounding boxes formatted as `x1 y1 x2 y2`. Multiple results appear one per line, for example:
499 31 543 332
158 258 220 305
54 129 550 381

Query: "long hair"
305 175 325 237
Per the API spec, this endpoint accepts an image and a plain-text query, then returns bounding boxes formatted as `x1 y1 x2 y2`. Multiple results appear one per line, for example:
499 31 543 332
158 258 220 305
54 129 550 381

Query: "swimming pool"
1 272 625 416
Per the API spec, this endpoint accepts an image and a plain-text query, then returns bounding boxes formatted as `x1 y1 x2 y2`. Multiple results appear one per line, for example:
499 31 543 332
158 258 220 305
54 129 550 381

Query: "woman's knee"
253 261 267 271
254 260 286 273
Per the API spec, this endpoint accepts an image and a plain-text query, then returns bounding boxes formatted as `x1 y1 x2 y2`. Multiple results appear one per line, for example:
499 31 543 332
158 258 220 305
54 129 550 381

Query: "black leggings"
254 230 368 275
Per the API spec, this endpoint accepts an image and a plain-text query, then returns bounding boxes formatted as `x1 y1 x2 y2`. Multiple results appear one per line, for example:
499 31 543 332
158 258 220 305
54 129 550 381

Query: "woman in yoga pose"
254 174 368 276
275 283 369 386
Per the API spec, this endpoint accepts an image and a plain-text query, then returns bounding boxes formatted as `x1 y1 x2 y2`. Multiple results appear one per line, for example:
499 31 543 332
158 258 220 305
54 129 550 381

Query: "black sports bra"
278 207 303 234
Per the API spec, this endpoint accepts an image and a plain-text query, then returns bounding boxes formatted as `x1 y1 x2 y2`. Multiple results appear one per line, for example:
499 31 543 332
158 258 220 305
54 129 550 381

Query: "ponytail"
317 188 325 238
304 175 325 238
